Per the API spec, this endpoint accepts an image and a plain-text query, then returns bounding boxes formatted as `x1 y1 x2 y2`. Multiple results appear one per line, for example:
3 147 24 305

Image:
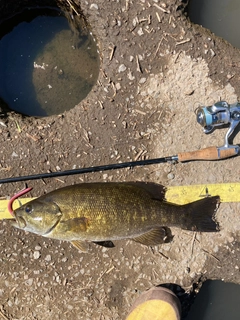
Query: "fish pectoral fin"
93 240 115 248
60 217 90 233
132 227 173 246
71 240 89 252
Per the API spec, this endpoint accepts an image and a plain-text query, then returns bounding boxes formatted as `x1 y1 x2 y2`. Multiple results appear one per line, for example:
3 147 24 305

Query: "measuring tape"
165 182 240 204
0 182 239 220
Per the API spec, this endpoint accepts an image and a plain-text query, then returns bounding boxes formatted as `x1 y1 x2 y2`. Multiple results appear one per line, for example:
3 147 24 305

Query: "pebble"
127 71 135 80
122 121 127 128
80 268 85 274
118 64 127 72
90 4 98 10
25 278 33 286
62 257 68 262
115 82 121 90
103 173 108 180
132 17 138 27
33 251 41 259
127 71 135 81
45 254 51 262
167 172 175 180
11 152 18 158
137 28 144 36
7 300 13 307
139 77 146 84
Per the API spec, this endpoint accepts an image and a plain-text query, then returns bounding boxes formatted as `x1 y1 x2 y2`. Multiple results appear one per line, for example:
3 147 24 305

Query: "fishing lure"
8 187 32 215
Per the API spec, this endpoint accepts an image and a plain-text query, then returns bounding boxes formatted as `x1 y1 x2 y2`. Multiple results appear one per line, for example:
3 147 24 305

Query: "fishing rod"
0 101 239 184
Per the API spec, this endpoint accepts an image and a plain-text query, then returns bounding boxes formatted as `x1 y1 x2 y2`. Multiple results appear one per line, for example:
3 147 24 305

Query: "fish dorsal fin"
71 240 89 252
125 182 166 201
132 227 173 246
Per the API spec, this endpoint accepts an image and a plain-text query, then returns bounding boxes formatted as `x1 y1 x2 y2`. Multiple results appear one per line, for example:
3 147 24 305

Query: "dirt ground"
0 0 240 319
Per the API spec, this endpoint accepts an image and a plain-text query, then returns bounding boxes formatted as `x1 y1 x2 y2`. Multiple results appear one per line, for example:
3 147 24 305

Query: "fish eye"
25 204 32 214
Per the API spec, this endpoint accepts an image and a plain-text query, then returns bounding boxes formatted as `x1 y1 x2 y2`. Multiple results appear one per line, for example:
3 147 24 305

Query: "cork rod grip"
178 146 237 162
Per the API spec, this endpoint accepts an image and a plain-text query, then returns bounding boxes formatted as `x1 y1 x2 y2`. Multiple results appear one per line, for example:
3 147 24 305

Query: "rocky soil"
0 0 240 319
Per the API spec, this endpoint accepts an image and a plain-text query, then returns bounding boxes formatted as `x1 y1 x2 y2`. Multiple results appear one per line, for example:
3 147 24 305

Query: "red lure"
8 187 33 215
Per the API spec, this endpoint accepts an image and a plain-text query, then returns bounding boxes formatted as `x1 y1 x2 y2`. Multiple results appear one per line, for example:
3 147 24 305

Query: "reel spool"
196 101 240 156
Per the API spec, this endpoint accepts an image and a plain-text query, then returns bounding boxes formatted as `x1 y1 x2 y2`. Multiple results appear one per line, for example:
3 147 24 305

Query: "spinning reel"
196 101 240 157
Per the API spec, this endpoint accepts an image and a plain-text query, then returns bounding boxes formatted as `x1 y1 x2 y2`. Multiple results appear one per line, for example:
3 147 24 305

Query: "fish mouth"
11 212 27 229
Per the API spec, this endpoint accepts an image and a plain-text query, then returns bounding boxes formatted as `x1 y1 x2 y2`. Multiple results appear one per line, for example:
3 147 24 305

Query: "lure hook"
8 187 33 215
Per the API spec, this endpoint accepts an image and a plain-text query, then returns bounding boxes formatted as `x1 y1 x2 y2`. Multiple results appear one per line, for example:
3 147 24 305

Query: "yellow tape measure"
0 183 239 220
165 183 240 205
0 198 36 220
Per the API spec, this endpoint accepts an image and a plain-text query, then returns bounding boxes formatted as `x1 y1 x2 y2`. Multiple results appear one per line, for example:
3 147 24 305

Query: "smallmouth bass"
12 182 220 251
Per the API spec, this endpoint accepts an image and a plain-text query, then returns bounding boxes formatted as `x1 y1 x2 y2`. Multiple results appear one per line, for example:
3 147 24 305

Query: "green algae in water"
0 8 100 117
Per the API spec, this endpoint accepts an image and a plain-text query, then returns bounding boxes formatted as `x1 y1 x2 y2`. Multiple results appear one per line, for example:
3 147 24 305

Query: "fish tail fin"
179 196 220 232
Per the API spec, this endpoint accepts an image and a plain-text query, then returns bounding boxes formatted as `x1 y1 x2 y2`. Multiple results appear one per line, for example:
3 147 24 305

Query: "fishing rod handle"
178 146 238 162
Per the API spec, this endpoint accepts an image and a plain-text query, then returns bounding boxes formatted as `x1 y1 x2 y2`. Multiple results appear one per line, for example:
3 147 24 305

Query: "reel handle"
178 146 238 162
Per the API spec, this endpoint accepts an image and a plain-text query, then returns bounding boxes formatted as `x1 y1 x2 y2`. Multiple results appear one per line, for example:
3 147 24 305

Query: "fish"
11 182 220 251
